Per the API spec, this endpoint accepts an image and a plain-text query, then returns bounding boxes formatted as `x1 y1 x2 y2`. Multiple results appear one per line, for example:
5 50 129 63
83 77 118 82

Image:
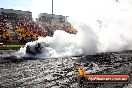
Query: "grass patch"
1 45 25 48
0 45 25 50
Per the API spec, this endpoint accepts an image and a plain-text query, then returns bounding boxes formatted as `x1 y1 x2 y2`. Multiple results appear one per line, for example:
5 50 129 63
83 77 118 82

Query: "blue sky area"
0 0 32 10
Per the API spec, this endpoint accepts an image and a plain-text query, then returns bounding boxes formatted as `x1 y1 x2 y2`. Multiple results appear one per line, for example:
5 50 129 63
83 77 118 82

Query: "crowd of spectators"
37 18 77 34
0 14 77 45
0 14 48 44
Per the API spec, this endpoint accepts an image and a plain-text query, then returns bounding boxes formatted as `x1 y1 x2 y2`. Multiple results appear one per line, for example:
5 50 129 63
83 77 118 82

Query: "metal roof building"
0 8 32 16
38 13 67 24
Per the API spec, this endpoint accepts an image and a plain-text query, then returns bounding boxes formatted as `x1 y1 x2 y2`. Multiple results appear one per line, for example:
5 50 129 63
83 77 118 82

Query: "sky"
0 0 121 19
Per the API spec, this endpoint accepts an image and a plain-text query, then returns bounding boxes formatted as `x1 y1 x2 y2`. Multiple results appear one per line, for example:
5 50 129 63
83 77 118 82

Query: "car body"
26 42 48 55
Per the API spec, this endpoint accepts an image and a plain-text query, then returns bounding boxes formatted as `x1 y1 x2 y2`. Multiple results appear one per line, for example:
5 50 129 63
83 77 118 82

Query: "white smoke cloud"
16 24 98 58
95 0 132 52
69 0 132 53
34 25 98 58
75 24 98 55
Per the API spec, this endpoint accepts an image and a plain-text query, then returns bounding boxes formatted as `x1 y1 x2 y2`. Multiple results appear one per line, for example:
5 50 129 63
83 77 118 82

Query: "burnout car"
26 42 48 55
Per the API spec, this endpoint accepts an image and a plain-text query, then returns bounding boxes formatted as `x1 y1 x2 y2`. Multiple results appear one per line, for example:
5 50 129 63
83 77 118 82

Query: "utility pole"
52 0 53 14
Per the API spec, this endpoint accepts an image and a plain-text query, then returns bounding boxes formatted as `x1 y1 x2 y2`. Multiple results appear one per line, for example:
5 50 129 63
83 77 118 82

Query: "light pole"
52 0 53 14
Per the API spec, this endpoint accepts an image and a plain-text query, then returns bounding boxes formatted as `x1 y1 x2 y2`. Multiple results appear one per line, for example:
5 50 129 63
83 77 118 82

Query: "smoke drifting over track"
16 0 132 59
16 27 97 58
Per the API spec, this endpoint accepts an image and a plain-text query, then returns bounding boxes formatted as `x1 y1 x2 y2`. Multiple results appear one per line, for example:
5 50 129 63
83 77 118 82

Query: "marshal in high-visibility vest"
78 65 86 76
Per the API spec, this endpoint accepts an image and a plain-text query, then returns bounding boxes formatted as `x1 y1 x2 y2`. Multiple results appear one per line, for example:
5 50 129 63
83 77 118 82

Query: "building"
0 8 32 17
38 13 67 24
